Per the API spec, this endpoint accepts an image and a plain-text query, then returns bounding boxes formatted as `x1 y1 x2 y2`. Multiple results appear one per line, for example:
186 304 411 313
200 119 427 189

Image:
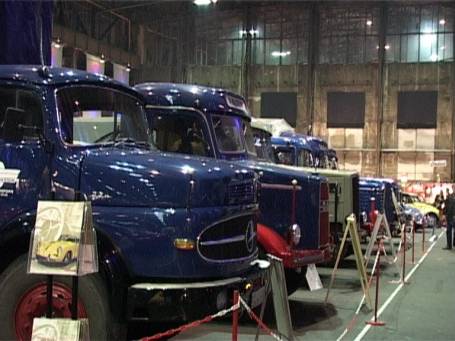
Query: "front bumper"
279 244 332 268
126 262 269 322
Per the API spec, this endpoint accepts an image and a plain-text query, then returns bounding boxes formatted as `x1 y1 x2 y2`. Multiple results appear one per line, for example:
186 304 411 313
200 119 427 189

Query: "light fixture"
126 63 131 72
366 20 372 26
53 38 62 48
271 51 291 57
193 0 216 5
440 46 446 50
100 54 105 63
240 28 259 37
430 53 438 62
439 19 446 26
384 44 390 50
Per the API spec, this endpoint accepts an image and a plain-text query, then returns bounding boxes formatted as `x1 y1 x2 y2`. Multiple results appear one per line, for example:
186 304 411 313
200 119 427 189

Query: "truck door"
0 86 49 227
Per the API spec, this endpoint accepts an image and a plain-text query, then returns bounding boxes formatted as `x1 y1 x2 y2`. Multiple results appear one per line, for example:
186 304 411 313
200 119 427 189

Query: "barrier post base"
366 320 386 326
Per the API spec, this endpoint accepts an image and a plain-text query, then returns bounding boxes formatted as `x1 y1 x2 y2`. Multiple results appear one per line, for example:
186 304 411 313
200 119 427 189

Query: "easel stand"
363 213 400 277
325 214 372 309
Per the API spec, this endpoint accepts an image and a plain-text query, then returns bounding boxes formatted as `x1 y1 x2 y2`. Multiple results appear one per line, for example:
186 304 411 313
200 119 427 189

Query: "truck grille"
227 179 254 205
352 175 360 223
198 215 257 262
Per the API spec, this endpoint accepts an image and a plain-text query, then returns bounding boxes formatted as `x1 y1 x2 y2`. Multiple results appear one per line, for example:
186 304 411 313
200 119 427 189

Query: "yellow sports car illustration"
401 192 440 227
36 236 79 265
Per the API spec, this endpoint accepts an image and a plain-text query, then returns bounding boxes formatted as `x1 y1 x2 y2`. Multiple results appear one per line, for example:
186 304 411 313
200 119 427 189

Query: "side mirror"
2 107 26 142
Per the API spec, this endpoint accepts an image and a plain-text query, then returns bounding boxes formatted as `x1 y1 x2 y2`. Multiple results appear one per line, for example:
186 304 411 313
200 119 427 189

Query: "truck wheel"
0 255 121 341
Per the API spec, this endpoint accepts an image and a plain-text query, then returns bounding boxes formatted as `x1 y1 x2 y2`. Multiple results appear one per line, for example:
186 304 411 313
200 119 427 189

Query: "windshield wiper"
113 137 150 149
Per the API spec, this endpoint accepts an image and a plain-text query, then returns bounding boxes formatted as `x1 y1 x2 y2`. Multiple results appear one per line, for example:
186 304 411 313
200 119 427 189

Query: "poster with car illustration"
31 317 89 341
28 201 98 276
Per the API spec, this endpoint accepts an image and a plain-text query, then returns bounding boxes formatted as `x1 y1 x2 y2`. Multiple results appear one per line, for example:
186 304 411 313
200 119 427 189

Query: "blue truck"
135 83 332 294
0 66 266 340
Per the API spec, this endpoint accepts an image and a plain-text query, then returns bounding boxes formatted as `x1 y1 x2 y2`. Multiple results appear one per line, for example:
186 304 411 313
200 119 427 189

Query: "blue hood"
81 147 256 208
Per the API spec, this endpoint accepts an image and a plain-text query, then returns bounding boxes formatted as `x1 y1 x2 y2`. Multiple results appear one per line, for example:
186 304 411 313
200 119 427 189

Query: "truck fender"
257 223 290 256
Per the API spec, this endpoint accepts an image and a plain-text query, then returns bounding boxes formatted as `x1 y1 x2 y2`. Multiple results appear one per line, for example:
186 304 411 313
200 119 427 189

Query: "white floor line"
353 230 444 341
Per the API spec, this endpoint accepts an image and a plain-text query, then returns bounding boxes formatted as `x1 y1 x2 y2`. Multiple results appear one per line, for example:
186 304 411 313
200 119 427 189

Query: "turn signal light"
174 238 195 250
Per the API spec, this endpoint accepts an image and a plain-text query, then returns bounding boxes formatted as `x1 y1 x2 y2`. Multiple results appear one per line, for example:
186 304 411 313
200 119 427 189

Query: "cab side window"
0 87 43 141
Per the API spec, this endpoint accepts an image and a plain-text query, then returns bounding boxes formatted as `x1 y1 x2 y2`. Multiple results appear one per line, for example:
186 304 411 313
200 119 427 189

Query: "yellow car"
36 236 79 265
401 192 440 227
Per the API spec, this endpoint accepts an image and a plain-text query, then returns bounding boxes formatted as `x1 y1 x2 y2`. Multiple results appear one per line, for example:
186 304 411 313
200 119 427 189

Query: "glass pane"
252 39 264 65
438 33 453 61
265 39 281 65
419 33 438 62
402 34 419 62
365 35 379 62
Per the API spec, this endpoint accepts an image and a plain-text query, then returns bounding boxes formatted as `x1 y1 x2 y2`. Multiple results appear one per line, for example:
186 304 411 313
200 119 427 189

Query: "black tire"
0 255 123 341
425 213 439 228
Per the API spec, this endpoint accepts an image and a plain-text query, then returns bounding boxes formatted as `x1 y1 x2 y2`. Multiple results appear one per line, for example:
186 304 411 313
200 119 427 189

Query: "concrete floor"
169 227 455 341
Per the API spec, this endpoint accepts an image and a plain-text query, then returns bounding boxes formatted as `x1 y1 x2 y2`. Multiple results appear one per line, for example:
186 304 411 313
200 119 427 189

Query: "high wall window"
386 5 454 63
261 92 297 126
327 92 365 128
192 4 308 66
397 91 437 129
253 4 309 65
319 6 379 64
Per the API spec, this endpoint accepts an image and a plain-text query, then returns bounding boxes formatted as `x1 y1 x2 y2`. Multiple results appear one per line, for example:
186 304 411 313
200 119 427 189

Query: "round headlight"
361 211 368 224
289 224 301 246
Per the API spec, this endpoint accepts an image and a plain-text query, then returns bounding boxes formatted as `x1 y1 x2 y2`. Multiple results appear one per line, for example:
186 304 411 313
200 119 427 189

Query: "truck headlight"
289 224 301 246
361 211 368 224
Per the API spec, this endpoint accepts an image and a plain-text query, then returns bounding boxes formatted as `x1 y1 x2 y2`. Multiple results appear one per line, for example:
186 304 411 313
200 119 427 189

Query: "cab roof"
0 65 137 96
135 82 251 120
271 135 312 151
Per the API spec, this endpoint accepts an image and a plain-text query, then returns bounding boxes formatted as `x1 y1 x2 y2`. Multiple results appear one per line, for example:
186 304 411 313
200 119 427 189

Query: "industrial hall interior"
0 1 454 341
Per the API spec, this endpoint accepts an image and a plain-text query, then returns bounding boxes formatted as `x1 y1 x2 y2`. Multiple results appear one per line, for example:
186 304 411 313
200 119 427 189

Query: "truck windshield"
57 86 151 147
149 109 212 157
212 115 245 153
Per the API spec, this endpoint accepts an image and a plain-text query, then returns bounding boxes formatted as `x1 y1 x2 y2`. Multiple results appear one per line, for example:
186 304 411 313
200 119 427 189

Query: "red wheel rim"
14 282 87 341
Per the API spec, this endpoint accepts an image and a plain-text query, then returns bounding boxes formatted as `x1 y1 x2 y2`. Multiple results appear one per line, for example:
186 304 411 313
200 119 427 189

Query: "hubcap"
14 282 87 341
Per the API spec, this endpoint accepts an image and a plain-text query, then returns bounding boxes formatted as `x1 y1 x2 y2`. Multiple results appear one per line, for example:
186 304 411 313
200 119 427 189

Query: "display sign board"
28 201 98 276
31 318 89 341
429 160 447 168
306 264 323 291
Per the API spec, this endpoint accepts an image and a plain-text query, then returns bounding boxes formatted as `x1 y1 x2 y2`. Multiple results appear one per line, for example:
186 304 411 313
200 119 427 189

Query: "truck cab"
269 133 361 249
0 66 265 340
359 177 402 232
135 83 332 294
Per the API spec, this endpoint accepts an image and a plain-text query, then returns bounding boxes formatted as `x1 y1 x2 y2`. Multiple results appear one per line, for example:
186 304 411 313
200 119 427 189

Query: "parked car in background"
136 82 332 294
401 192 440 228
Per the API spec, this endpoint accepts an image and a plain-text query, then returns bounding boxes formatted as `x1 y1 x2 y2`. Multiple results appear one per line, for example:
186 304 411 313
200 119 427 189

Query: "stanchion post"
367 239 385 326
71 276 78 320
412 220 415 264
402 222 406 281
46 275 53 318
232 290 239 341
422 220 426 254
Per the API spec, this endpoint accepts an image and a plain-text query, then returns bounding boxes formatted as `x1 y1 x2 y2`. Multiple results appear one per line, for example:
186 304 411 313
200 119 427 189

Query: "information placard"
28 201 98 276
